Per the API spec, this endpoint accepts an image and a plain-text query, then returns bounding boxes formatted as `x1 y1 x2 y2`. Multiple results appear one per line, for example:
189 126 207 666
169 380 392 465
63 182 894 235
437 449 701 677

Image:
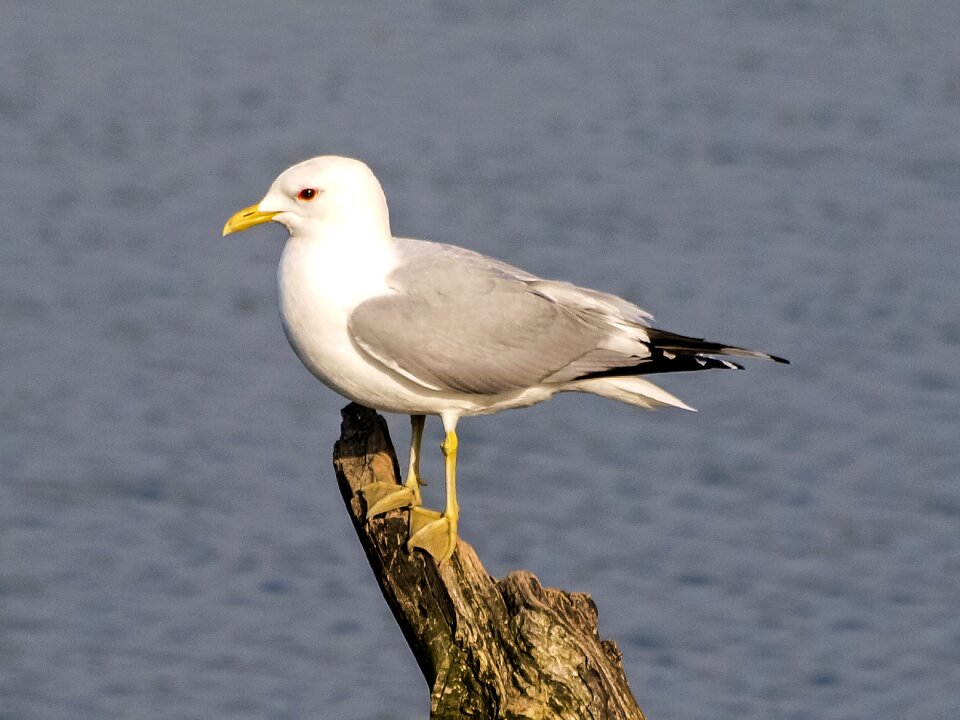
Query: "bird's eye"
297 188 318 201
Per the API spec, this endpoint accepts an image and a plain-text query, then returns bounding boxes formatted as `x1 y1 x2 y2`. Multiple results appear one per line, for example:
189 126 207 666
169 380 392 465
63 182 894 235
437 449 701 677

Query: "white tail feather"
573 376 696 412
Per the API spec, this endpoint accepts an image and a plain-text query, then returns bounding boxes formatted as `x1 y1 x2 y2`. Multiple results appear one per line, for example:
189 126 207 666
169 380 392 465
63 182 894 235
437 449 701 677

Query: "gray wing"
347 239 654 395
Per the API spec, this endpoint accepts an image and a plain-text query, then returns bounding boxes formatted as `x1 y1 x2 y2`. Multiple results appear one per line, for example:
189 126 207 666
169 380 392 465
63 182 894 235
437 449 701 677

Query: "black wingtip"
770 354 790 365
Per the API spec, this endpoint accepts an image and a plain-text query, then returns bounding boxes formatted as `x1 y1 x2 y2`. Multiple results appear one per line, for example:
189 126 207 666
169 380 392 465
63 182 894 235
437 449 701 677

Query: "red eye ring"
297 188 318 201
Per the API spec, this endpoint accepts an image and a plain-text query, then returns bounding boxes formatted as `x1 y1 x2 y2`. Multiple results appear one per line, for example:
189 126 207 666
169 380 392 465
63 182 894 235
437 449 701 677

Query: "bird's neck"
281 221 397 310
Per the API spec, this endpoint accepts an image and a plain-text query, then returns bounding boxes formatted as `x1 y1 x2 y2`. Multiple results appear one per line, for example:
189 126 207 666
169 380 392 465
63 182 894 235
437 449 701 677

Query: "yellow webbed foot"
407 506 458 562
362 414 429 518
359 481 420 518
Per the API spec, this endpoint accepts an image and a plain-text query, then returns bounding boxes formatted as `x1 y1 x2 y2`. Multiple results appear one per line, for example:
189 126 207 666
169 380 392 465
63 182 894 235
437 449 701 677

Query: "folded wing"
348 238 785 397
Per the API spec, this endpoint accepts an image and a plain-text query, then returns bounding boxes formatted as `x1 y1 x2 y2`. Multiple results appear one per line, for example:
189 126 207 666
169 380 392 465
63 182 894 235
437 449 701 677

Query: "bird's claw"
360 481 420 517
407 506 457 562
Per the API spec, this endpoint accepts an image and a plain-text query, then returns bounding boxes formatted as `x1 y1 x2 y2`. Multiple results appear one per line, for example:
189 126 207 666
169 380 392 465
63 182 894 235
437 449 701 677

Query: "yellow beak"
222 204 279 236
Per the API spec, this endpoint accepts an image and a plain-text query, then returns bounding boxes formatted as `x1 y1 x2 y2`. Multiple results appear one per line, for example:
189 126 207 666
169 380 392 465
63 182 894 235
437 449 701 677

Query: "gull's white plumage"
223 155 787 562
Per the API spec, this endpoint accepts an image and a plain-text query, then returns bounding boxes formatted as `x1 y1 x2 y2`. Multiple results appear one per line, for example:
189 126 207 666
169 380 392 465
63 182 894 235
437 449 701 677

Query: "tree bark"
332 403 646 720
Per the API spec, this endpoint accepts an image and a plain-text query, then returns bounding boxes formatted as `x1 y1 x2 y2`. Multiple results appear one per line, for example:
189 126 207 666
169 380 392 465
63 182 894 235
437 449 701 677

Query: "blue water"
2 2 958 718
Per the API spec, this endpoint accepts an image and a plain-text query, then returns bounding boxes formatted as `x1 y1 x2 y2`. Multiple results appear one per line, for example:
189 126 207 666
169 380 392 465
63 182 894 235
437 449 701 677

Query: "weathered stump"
332 403 646 720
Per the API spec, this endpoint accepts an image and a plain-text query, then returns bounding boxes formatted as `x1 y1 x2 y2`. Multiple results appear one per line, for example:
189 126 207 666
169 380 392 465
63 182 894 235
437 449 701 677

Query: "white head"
223 155 391 239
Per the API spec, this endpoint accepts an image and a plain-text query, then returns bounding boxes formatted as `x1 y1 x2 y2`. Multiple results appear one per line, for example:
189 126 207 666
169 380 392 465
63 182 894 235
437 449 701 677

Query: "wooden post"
332 403 646 719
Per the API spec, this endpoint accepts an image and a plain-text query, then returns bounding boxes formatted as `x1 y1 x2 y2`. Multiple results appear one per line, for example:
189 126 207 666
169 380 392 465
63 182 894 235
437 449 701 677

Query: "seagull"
223 155 788 562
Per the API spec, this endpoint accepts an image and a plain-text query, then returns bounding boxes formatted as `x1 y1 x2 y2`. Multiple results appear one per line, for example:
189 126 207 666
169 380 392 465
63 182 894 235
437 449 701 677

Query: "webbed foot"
407 506 458 562
360 481 420 517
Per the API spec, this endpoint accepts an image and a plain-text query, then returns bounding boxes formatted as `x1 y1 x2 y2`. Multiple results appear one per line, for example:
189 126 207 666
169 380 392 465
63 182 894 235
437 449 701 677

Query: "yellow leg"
408 430 459 562
360 415 426 517
406 414 426 494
